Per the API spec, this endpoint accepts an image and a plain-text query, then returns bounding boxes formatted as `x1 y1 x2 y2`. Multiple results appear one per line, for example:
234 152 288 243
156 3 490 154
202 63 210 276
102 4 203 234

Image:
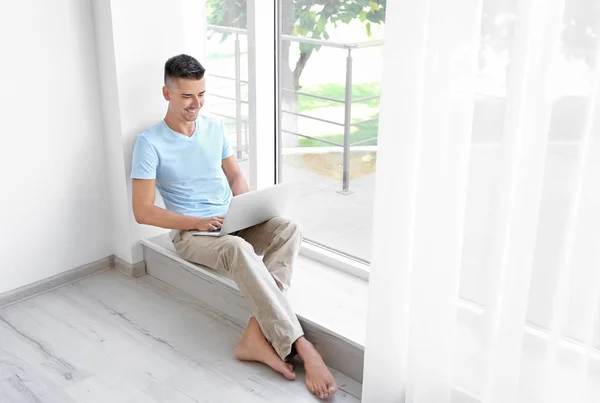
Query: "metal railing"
206 25 249 161
207 24 383 193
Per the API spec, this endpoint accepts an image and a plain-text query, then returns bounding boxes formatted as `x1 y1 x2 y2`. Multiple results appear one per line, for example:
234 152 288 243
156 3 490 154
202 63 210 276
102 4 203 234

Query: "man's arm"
222 155 249 196
132 179 223 231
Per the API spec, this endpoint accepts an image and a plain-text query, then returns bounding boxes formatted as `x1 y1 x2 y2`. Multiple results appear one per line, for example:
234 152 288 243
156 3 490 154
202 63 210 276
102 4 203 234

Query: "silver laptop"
191 182 296 237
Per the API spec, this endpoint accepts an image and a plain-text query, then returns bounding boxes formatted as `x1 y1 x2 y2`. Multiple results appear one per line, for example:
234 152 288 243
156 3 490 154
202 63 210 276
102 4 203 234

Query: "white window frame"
246 0 370 280
246 0 277 190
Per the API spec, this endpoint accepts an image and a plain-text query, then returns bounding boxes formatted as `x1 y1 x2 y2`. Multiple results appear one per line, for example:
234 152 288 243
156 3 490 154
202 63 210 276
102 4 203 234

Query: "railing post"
337 48 353 195
235 33 243 160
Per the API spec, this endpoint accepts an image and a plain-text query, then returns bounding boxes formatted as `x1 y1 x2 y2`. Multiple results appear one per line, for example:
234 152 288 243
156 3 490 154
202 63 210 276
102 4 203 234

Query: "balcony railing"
207 24 384 194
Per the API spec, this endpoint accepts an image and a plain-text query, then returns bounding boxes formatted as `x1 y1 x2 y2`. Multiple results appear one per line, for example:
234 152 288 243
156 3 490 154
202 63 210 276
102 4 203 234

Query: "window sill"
299 240 370 282
293 246 369 347
140 234 367 390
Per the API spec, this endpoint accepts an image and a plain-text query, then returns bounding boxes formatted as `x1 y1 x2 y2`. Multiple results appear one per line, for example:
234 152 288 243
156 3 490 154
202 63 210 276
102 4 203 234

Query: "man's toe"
319 383 329 399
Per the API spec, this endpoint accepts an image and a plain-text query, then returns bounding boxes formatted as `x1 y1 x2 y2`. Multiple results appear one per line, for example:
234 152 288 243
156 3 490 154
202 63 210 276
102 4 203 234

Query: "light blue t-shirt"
131 114 234 219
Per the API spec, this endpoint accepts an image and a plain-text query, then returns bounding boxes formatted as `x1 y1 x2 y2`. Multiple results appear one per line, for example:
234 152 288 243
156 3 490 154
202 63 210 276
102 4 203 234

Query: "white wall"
0 0 113 294
0 0 207 295
92 0 206 264
91 0 137 264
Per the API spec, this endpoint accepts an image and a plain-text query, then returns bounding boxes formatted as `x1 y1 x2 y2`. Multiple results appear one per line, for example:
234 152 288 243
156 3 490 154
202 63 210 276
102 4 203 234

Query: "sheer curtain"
362 0 600 402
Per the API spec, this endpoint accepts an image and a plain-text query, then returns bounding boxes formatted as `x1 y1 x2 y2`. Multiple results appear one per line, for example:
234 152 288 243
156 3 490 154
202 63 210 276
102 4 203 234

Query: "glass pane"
277 0 386 263
205 0 250 181
527 0 600 344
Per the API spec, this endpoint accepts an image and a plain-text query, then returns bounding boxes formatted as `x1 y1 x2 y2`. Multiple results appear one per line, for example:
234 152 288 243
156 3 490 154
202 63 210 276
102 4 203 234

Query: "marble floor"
0 269 361 403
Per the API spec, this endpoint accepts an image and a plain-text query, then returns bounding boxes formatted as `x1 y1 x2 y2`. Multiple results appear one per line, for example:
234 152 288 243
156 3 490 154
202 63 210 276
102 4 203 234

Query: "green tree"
206 0 386 148
206 0 386 90
206 0 598 148
207 0 598 92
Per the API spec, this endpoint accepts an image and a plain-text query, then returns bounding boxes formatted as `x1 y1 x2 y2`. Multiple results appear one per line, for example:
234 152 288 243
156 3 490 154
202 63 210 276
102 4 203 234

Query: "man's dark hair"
164 54 205 85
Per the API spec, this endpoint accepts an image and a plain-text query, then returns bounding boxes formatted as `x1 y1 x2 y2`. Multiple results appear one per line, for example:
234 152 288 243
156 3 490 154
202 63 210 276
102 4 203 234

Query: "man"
131 54 337 400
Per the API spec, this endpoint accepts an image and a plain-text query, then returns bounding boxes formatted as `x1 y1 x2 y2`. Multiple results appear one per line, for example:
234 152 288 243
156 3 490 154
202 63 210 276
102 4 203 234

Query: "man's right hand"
194 216 225 231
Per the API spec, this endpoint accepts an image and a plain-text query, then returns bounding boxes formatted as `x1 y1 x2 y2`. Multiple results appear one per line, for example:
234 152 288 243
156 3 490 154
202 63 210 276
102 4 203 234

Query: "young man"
131 54 337 400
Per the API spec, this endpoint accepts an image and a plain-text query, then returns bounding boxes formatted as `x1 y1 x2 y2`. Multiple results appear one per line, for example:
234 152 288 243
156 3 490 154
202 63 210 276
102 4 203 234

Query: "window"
276 1 386 264
205 0 250 181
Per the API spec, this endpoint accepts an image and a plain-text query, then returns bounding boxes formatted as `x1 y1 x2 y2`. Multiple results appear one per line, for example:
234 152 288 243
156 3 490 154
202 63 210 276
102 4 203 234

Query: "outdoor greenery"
206 0 386 89
297 82 379 147
207 0 599 84
297 82 380 110
207 0 599 148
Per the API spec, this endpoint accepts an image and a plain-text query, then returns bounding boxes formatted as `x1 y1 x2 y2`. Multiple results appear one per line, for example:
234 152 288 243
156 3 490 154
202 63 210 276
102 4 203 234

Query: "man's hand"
195 216 225 231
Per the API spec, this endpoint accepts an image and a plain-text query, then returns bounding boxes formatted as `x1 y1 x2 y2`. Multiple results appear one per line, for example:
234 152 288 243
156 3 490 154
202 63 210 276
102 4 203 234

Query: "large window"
203 1 600 399
276 1 386 263
205 0 250 181
205 0 386 264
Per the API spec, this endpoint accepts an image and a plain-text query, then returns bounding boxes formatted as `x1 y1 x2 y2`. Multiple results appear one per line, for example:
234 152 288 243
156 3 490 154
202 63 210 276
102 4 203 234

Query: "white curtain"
363 0 600 401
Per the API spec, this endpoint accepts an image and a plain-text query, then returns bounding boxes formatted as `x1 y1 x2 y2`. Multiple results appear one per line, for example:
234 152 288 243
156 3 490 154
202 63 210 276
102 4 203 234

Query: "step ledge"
141 235 365 389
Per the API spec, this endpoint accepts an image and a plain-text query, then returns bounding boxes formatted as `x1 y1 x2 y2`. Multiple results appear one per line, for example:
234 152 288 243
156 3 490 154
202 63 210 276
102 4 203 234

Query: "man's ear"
162 85 170 101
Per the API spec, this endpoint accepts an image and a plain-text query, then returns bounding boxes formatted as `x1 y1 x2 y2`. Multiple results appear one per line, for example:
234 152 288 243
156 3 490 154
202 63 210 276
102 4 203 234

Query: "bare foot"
294 337 337 400
234 317 296 380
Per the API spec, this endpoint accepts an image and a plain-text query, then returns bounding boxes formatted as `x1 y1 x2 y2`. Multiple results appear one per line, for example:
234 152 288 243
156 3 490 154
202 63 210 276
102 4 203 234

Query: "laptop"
191 182 297 237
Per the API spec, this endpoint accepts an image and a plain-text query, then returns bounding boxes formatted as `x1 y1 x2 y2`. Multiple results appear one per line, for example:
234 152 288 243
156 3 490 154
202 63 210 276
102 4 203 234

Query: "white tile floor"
0 270 362 403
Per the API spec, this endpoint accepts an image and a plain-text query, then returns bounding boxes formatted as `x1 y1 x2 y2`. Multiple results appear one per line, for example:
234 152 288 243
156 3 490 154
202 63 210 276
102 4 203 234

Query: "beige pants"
173 217 305 360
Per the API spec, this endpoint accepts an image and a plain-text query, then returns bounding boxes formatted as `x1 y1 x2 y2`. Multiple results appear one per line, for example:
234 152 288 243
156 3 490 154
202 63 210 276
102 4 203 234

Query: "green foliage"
206 0 248 31
206 1 386 87
297 82 380 111
298 119 379 147
297 82 380 147
207 0 598 90
207 0 386 49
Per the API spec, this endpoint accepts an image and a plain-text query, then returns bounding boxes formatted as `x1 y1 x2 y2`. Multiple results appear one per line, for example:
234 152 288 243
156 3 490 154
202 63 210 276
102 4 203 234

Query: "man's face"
163 77 206 122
